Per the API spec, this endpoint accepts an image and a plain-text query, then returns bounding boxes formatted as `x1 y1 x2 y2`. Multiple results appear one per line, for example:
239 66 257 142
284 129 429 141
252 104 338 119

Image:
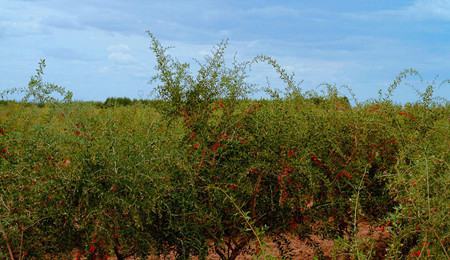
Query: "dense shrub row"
0 34 449 259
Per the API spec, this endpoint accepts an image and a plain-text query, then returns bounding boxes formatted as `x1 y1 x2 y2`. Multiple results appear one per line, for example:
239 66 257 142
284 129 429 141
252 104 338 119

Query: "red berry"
336 170 352 180
310 155 324 168
110 184 118 192
61 159 71 168
211 142 221 153
375 225 385 232
287 149 295 158
248 167 258 174
398 111 416 121
228 184 238 190
218 100 225 109
0 147 8 159
289 219 298 231
219 132 229 141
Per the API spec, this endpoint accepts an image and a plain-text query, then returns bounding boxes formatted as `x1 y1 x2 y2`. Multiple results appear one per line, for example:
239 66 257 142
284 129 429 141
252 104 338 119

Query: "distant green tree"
103 97 133 107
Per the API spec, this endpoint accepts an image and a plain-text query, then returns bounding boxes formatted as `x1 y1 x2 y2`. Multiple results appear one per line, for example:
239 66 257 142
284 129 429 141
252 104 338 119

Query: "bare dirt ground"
72 222 389 260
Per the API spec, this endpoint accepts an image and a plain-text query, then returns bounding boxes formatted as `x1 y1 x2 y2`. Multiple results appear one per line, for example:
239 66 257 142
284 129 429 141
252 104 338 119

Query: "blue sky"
0 0 449 102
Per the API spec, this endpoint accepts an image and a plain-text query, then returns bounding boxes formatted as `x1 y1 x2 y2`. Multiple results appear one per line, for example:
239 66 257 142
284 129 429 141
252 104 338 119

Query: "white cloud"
408 0 450 20
0 4 48 37
344 0 450 21
107 44 131 54
0 20 44 35
41 14 84 30
108 52 135 64
245 6 299 17
107 44 135 64
98 66 110 74
101 41 152 81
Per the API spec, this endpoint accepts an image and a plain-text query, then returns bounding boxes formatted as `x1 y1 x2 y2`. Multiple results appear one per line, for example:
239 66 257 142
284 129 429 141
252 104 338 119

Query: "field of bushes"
0 34 449 259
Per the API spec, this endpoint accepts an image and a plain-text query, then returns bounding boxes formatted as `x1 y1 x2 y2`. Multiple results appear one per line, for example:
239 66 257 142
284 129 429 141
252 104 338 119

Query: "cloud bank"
0 0 448 101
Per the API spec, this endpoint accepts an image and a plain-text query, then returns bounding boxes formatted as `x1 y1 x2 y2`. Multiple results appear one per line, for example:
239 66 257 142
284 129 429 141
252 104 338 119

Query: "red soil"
72 221 389 259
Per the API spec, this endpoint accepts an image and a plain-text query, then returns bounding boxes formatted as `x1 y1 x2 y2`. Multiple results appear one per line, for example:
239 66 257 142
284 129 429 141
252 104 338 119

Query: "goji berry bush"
0 34 449 259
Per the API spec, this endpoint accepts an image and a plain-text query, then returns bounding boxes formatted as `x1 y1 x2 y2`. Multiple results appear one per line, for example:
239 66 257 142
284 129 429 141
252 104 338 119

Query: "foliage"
0 35 449 259
103 97 133 107
0 59 73 105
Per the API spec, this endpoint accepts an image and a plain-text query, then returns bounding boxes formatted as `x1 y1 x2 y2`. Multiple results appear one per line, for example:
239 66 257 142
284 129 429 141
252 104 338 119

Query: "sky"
0 0 449 102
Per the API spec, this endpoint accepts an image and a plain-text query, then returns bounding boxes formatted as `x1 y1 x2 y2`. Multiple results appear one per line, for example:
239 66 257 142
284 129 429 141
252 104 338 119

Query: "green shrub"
1 59 73 105
0 34 449 259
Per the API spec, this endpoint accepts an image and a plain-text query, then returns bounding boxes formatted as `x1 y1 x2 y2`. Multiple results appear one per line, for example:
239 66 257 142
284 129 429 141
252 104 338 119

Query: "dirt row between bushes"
69 222 389 259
